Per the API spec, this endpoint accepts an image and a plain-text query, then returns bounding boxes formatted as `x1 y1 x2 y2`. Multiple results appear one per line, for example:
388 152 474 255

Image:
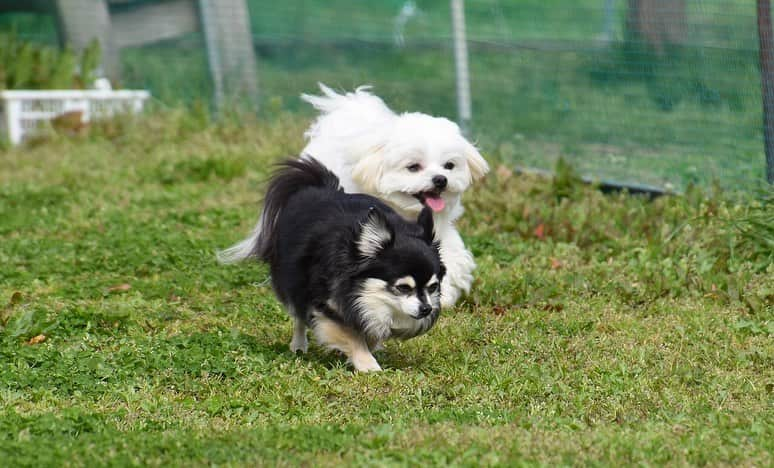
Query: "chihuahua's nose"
418 304 433 317
432 175 447 189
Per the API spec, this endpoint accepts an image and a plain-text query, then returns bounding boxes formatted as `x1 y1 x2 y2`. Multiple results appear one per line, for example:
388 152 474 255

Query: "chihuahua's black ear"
357 207 394 258
417 206 435 245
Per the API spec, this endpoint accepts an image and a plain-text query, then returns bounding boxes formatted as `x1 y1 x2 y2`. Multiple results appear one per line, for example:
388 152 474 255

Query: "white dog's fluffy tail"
301 83 394 127
301 84 396 149
299 84 398 186
300 83 372 114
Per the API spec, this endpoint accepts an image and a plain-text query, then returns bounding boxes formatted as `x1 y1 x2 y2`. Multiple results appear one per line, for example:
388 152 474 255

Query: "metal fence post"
451 0 471 134
757 0 774 183
199 0 259 112
603 0 615 43
55 0 119 82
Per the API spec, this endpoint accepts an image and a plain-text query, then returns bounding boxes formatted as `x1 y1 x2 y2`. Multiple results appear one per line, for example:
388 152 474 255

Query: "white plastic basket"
0 89 150 145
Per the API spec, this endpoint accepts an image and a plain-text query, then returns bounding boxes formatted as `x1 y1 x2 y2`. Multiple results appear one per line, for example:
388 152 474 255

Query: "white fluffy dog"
220 85 488 307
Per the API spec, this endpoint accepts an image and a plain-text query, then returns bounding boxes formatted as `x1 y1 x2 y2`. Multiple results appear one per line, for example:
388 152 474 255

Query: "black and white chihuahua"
228 157 445 372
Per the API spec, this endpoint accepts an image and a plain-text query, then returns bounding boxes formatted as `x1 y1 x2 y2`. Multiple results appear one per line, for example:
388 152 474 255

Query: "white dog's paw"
351 352 382 372
438 237 476 308
440 284 462 309
441 270 473 308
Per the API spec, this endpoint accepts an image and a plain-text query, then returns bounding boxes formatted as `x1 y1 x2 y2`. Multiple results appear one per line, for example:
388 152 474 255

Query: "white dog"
220 85 488 307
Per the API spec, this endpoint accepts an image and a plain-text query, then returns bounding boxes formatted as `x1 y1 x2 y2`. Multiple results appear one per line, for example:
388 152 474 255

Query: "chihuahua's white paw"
289 335 308 354
351 352 382 372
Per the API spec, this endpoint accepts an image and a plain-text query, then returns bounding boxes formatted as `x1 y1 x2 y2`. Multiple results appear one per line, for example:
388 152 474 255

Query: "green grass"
1 112 772 466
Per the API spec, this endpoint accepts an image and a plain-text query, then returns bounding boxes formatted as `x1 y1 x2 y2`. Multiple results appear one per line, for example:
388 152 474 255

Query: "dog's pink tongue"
425 195 445 212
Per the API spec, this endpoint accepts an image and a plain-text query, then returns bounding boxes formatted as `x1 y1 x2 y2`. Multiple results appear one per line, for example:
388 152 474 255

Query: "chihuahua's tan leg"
312 312 381 372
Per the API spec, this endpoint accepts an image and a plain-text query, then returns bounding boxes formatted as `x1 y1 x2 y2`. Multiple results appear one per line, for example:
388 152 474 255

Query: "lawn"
0 111 772 465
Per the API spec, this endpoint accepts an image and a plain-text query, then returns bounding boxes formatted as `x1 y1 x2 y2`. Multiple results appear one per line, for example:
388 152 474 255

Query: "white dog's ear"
464 143 489 182
351 147 385 193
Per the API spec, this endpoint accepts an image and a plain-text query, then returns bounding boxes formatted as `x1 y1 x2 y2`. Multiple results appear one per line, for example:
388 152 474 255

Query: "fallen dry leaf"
542 302 565 312
2 292 23 325
550 258 562 270
27 334 46 345
533 223 546 240
108 283 132 292
9 291 22 306
495 164 513 182
51 110 89 135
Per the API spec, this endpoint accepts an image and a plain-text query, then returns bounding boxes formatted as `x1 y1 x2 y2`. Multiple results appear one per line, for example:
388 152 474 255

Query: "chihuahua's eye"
427 283 439 294
407 163 421 172
396 284 413 294
443 162 455 170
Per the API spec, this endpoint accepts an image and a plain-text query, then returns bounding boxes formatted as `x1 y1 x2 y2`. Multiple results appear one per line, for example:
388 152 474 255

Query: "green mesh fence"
0 0 766 191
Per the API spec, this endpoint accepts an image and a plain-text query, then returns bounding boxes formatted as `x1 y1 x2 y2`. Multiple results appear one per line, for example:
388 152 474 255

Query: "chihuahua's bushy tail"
255 158 340 262
216 157 340 265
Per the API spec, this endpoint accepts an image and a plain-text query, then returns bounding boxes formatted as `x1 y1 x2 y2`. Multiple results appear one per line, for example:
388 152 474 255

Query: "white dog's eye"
444 162 455 170
396 284 413 294
427 283 439 294
407 163 421 172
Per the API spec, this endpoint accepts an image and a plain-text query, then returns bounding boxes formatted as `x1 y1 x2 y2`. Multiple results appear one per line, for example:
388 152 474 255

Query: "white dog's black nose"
418 304 432 317
432 175 447 189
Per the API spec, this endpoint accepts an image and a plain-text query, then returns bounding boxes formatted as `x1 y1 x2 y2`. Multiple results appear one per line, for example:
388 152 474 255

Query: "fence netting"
1 0 764 191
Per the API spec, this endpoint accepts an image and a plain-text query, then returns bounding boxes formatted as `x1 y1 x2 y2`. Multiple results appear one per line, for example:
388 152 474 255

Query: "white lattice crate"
1 89 150 145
